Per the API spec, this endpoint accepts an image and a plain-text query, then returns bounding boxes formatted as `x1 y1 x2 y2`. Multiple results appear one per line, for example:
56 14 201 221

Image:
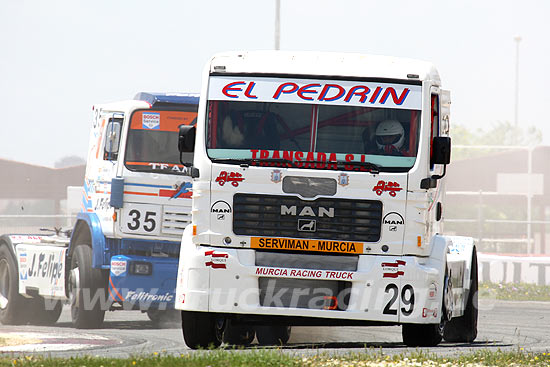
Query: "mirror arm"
179 152 199 178
420 165 447 189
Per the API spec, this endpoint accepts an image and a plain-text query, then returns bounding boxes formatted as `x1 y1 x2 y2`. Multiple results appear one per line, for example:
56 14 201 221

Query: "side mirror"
432 136 451 165
178 125 196 153
104 119 122 160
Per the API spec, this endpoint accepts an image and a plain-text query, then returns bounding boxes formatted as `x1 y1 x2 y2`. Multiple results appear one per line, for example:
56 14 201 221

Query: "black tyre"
182 311 221 349
0 245 29 325
444 249 478 343
222 320 255 346
402 323 443 347
28 297 63 326
255 325 291 346
69 245 106 329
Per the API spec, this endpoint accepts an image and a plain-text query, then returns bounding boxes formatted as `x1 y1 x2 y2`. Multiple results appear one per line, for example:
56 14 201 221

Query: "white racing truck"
0 93 198 328
175 51 478 348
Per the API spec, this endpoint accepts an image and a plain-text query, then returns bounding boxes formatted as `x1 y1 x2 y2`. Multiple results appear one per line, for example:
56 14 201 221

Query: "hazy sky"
1 0 549 167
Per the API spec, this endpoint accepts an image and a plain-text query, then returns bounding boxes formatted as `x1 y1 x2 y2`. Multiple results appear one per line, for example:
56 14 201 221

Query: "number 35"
127 209 157 232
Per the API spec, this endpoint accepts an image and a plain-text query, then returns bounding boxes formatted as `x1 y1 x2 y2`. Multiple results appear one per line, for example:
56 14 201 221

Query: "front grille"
282 176 337 198
162 206 191 236
233 194 382 242
259 278 351 310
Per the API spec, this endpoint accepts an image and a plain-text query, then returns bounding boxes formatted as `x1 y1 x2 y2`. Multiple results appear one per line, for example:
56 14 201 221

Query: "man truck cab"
175 51 477 347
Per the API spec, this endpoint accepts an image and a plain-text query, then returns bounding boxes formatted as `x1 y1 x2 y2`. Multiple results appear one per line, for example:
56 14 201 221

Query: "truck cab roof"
209 51 441 85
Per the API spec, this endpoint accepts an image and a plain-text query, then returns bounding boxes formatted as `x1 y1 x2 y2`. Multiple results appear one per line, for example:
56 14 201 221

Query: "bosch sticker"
110 260 127 276
142 113 160 129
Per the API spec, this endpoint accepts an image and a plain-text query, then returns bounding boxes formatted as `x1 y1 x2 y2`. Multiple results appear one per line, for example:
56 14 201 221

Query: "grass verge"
479 282 550 301
1 349 550 367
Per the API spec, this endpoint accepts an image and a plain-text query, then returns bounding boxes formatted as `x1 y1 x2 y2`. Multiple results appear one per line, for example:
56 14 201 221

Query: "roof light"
407 74 419 79
213 65 226 72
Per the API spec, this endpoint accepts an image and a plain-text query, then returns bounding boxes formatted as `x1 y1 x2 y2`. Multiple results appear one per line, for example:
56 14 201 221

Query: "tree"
450 121 542 160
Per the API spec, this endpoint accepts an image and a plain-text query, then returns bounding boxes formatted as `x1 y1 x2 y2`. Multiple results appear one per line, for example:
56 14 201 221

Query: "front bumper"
109 255 178 310
175 245 446 324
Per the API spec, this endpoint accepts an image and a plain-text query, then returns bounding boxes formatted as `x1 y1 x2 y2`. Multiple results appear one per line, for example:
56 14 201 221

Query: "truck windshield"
206 77 421 171
125 109 197 174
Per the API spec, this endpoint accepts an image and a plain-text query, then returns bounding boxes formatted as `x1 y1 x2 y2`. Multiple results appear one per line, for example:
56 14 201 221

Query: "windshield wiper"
211 157 380 173
339 160 381 174
211 157 293 167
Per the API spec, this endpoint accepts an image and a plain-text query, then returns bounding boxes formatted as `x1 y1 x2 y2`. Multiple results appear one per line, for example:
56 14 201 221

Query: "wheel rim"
0 259 9 310
443 275 453 321
68 267 80 311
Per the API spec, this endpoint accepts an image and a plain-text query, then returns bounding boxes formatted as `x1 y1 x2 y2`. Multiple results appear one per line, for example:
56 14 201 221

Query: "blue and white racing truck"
0 93 198 328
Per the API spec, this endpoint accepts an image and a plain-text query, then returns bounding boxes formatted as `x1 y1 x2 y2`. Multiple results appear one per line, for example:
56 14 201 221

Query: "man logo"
298 219 316 232
281 205 334 218
211 200 232 214
383 212 404 228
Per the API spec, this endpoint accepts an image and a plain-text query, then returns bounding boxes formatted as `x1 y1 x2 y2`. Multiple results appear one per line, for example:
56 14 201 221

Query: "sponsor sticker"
204 250 228 269
373 180 402 197
110 260 127 276
215 171 244 187
256 266 354 280
422 307 438 318
251 237 363 254
142 112 160 129
381 260 406 278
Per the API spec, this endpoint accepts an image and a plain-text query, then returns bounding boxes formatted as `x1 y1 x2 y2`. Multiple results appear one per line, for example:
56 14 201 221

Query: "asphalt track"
1 299 549 357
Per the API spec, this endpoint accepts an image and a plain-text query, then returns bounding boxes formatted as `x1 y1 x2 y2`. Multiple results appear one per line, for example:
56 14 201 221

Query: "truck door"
85 111 124 234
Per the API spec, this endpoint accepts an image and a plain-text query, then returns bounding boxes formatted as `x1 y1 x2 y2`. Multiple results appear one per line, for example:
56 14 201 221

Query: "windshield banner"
208 76 421 110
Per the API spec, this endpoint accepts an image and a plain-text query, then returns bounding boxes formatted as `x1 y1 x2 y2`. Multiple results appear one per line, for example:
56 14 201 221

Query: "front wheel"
444 249 478 343
28 297 63 326
69 245 106 329
182 311 221 349
0 245 29 325
402 323 443 347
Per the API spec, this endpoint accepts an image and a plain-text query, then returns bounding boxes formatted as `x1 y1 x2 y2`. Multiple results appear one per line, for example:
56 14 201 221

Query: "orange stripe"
108 275 125 301
123 191 158 196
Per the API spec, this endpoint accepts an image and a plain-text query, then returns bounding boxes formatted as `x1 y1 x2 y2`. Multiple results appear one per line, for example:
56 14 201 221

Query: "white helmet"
375 120 405 151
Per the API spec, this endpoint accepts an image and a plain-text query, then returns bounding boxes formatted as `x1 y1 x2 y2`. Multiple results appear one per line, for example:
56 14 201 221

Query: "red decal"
422 307 438 318
382 260 406 278
372 180 403 197
381 260 406 267
222 81 246 98
383 271 405 278
205 250 228 269
215 171 244 187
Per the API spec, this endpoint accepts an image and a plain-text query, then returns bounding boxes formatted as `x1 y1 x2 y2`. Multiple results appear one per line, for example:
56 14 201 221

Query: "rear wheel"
255 325 291 346
69 245 106 329
0 245 29 325
444 249 478 343
181 311 221 349
221 320 255 346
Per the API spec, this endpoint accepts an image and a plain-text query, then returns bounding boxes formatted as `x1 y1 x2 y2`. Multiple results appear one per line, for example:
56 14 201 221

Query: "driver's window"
104 117 123 161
